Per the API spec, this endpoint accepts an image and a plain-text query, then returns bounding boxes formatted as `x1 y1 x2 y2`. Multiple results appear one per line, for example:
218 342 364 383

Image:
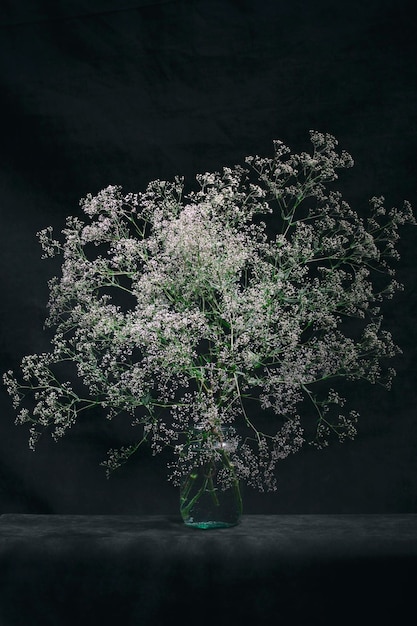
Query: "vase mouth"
189 424 237 450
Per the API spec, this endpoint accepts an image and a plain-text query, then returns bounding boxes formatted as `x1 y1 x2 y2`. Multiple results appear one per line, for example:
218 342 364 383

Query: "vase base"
183 520 240 530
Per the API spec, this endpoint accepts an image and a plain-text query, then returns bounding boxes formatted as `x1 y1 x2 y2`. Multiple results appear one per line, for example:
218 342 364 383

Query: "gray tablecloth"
1 514 416 626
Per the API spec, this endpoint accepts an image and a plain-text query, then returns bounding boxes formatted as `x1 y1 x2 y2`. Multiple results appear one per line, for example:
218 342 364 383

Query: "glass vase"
179 430 243 529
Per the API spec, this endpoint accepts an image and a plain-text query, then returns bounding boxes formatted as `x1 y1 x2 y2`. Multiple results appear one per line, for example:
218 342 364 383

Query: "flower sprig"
4 131 415 491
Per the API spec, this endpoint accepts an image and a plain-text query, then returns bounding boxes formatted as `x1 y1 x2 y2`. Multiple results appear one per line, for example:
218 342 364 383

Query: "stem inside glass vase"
179 429 243 529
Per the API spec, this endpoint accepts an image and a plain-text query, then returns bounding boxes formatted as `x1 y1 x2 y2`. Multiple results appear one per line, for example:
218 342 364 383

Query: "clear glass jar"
179 428 243 529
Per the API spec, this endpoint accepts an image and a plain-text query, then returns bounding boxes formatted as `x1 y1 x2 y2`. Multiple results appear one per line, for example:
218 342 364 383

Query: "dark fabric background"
0 0 416 515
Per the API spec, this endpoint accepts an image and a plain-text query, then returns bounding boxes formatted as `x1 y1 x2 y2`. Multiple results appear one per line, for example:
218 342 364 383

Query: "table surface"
1 512 416 540
1 514 416 626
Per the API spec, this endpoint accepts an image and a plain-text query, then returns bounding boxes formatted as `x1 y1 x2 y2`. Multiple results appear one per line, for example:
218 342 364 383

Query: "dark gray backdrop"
0 0 416 514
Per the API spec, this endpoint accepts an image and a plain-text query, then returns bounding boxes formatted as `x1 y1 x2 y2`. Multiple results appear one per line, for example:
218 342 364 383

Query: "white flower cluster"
3 131 415 491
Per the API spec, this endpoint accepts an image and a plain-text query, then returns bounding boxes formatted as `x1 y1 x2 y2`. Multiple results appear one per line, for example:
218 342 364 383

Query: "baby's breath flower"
3 132 415 491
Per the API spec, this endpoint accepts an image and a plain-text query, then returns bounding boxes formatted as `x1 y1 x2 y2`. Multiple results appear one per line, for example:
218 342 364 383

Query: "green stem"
180 470 211 518
180 455 242 520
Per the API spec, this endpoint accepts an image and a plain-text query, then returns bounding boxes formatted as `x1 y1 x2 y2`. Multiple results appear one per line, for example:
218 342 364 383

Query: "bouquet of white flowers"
4 131 415 527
